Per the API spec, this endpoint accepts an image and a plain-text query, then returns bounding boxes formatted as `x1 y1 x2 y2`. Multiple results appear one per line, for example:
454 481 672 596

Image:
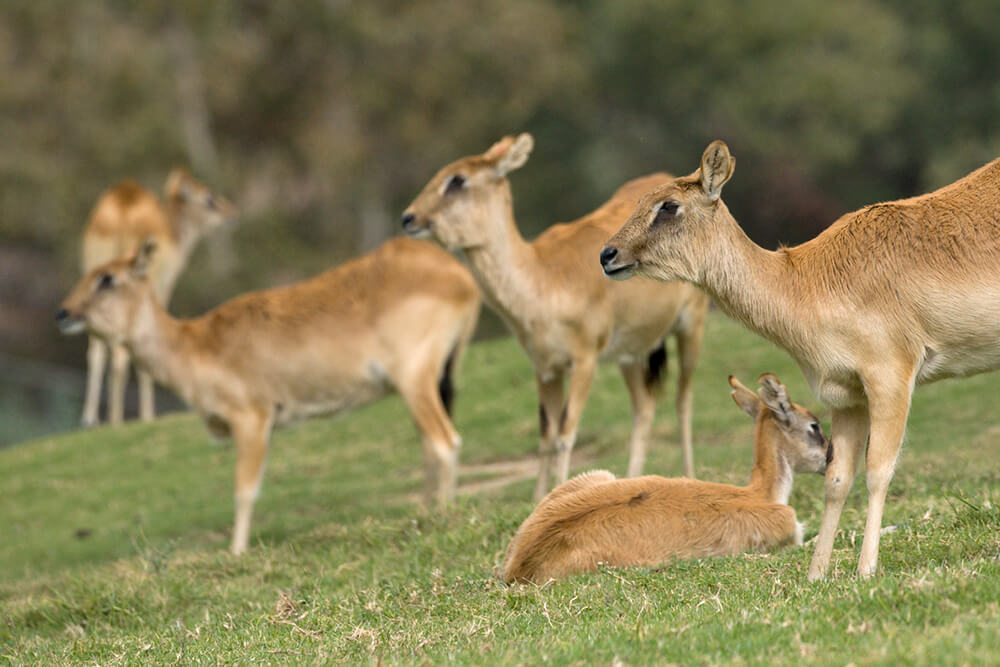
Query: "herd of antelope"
56 134 1000 583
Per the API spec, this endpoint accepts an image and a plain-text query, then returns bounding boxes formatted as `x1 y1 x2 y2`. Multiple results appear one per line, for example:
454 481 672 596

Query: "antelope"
502 374 830 584
402 134 709 499
601 141 1000 579
56 237 481 554
79 170 238 427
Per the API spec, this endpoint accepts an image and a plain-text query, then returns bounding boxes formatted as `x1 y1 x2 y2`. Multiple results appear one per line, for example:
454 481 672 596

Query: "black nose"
401 213 415 230
55 308 68 322
599 246 618 266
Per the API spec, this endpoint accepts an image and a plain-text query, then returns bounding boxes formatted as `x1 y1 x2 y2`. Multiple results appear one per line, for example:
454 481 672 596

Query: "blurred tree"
1 0 998 375
575 0 914 245
878 0 1000 194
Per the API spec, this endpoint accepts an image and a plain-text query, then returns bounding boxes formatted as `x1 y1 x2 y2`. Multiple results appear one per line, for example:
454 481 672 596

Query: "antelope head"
729 373 831 475
402 133 534 251
165 168 239 231
601 140 736 284
56 239 159 345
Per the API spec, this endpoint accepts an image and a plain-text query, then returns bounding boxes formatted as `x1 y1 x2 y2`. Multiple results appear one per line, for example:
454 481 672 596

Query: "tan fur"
602 141 1000 579
502 374 829 584
403 134 709 499
58 237 481 555
80 170 237 426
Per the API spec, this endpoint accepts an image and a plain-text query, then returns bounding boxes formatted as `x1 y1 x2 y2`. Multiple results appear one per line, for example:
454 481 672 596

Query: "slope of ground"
3 313 999 663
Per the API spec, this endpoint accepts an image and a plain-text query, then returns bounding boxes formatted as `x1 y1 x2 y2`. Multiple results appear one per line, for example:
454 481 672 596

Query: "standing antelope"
80 170 238 426
403 134 709 499
57 237 481 555
502 374 829 584
601 141 1000 579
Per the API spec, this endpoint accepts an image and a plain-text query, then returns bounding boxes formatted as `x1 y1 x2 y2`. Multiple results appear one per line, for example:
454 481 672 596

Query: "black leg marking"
644 340 668 391
438 349 456 416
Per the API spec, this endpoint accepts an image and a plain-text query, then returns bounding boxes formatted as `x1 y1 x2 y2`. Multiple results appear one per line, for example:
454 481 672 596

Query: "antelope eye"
652 201 679 226
97 274 114 291
205 194 216 209
445 174 466 194
809 422 824 443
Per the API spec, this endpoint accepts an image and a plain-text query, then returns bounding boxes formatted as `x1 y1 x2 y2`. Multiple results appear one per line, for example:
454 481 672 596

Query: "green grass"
3 312 999 664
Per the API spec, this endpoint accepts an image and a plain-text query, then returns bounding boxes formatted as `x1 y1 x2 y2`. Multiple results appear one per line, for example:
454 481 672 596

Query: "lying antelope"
57 237 481 554
80 170 237 426
403 134 709 499
502 374 829 584
602 141 1000 579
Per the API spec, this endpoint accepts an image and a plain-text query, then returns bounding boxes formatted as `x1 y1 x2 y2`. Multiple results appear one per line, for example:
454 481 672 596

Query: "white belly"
272 359 394 426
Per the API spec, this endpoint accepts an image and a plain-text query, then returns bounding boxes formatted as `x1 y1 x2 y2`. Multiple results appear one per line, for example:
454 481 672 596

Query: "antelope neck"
747 417 794 505
124 293 199 407
461 187 544 322
700 217 814 357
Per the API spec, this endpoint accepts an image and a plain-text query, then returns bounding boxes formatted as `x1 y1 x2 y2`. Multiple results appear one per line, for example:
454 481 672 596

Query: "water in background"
0 353 183 447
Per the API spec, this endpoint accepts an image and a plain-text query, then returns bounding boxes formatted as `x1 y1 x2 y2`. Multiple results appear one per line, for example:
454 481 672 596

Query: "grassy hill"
3 312 1000 664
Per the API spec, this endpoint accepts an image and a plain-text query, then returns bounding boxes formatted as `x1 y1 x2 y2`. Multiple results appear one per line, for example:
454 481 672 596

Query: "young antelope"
502 374 829 584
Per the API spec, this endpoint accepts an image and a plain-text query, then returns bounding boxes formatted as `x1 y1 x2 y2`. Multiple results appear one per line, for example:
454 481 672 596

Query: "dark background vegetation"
2 0 999 443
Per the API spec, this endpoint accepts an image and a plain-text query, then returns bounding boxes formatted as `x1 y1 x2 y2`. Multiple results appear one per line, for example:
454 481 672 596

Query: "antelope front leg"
82 336 107 427
675 317 704 479
808 404 869 581
108 343 130 425
857 377 914 578
138 368 156 422
620 361 656 478
230 408 273 555
534 372 564 501
554 355 598 486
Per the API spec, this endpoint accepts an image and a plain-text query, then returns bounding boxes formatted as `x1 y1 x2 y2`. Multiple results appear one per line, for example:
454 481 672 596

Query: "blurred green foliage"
1 0 998 321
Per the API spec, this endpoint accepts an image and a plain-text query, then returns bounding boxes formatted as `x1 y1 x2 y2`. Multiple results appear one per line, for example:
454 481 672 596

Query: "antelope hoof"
807 562 828 582
858 561 878 579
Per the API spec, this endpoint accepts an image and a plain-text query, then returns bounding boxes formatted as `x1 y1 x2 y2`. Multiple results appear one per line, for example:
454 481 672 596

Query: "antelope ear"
165 168 192 200
729 375 761 419
131 237 158 278
490 133 534 176
758 373 793 423
700 141 735 201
